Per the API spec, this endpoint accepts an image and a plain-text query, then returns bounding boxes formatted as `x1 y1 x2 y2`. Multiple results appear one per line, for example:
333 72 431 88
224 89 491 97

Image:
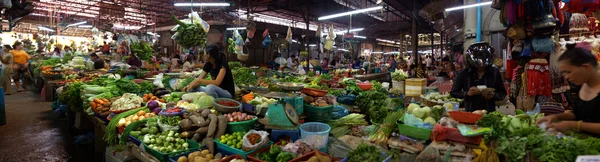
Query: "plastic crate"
448 111 482 124
219 154 247 162
214 139 273 159
431 124 482 145
226 117 257 133
142 139 201 162
303 104 334 122
289 150 340 162
397 124 432 140
129 135 141 146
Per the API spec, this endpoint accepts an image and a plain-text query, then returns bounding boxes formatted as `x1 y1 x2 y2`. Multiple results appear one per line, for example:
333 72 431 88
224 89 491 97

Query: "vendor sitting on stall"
90 52 106 70
536 44 600 135
182 45 234 98
450 42 507 112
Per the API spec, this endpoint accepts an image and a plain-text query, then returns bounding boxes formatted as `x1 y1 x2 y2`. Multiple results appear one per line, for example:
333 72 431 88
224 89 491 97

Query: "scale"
259 101 299 130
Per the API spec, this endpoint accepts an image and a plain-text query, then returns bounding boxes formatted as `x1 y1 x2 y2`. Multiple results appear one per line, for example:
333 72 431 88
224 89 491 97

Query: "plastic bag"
415 145 441 162
157 118 180 132
242 130 270 151
153 73 165 88
403 113 433 129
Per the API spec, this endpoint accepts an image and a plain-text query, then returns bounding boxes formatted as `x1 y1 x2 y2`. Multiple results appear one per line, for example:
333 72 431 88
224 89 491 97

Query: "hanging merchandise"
262 29 269 39
262 35 272 48
531 14 558 37
233 29 244 55
247 22 256 39
315 24 323 53
526 59 552 97
324 25 336 51
507 24 527 40
531 37 555 53
170 12 209 48
569 13 589 34
562 0 600 15
285 26 293 43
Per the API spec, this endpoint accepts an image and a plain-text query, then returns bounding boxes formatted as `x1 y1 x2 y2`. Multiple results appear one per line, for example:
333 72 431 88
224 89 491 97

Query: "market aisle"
0 89 72 162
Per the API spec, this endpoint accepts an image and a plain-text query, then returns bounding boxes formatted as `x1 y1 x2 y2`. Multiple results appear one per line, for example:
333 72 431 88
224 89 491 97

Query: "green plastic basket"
142 139 201 162
226 117 258 133
397 123 432 140
214 139 273 159
303 104 334 122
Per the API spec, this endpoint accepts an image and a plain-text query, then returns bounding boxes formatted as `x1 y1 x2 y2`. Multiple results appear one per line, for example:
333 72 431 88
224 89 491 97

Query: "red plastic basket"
431 124 482 145
288 150 340 162
301 88 328 97
448 111 482 124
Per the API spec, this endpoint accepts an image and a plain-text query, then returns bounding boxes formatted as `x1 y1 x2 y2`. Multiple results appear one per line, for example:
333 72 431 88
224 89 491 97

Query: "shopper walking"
450 42 507 112
11 42 30 92
536 44 600 136
0 45 13 95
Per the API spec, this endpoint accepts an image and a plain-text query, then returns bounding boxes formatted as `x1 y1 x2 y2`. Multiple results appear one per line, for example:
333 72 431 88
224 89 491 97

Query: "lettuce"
194 96 214 109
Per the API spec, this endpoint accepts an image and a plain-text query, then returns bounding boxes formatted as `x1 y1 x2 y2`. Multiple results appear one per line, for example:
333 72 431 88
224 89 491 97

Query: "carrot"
143 94 148 98
151 96 157 100
101 99 109 103
94 98 104 105
90 102 97 109
148 94 154 98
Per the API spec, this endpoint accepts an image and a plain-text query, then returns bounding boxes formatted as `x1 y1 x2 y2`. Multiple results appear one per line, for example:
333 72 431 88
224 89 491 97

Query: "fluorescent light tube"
38 26 55 32
226 27 246 30
371 52 383 54
174 3 230 7
445 1 492 12
318 6 383 20
67 21 87 27
309 44 317 47
354 35 366 39
79 25 92 28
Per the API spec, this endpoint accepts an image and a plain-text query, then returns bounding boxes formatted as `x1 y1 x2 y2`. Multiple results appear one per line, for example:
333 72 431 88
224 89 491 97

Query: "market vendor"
536 45 600 135
450 42 507 112
437 56 454 79
11 42 30 92
182 45 234 98
90 52 106 70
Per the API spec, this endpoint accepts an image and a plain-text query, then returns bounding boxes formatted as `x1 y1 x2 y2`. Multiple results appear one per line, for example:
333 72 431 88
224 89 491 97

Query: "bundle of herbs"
368 110 406 144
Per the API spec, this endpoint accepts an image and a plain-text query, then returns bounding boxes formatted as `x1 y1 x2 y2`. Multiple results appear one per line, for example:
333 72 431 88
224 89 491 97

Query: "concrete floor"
0 89 73 162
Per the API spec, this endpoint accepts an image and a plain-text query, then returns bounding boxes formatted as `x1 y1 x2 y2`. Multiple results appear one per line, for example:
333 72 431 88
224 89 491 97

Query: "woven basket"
421 97 443 107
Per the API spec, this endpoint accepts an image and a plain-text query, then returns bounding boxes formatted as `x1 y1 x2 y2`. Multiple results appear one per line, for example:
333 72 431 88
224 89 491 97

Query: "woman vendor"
182 45 234 98
537 44 600 135
450 42 507 112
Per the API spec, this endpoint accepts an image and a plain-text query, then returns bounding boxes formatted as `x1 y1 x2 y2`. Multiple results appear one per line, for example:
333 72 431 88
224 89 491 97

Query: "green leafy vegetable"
347 143 385 162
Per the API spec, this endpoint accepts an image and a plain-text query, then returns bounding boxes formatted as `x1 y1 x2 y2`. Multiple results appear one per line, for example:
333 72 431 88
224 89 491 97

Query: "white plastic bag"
242 130 270 151
157 118 180 132
154 73 165 88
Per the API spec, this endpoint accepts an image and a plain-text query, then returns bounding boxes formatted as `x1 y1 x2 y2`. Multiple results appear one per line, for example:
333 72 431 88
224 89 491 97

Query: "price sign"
577 156 600 162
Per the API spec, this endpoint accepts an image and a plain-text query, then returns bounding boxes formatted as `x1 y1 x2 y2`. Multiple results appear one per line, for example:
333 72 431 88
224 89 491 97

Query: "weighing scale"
259 101 299 130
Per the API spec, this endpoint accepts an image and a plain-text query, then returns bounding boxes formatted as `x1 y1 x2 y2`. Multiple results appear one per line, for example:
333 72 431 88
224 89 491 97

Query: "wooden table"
85 114 107 162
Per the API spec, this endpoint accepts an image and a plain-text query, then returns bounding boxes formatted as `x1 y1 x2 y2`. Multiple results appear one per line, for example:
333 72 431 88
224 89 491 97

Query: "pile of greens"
115 78 142 95
165 92 184 103
139 81 156 94
130 41 154 62
319 73 333 80
346 143 386 162
328 89 344 97
256 145 296 162
232 67 258 86
228 62 242 71
58 82 85 112
356 90 388 123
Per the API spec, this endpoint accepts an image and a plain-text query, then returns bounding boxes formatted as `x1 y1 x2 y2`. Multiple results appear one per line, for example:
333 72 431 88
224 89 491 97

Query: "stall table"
86 114 107 162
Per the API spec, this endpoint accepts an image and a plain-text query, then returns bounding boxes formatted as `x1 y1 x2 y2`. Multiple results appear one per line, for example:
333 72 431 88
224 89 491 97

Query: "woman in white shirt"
183 55 195 72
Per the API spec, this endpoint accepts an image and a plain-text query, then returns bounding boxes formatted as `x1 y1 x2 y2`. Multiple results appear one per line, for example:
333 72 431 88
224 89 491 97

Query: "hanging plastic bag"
262 35 272 47
153 73 165 88
189 11 210 32
285 26 293 43
242 130 270 151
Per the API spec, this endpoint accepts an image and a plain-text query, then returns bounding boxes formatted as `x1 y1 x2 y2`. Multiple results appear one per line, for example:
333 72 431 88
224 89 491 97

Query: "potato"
102 107 109 111
201 149 211 156
177 156 188 162
188 151 201 161
194 157 208 162
103 102 111 107
204 153 213 160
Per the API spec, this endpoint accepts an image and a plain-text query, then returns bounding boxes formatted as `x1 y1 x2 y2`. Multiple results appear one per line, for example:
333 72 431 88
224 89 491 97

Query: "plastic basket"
448 111 482 124
299 122 331 152
300 88 328 97
226 116 258 133
431 124 482 145
142 139 201 162
289 150 340 162
397 123 432 140
129 135 141 146
213 98 242 114
214 139 272 159
219 154 246 162
303 104 334 122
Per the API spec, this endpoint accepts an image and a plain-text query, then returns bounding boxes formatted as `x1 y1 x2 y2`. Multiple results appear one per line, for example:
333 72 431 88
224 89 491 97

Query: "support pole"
411 0 418 65
0 88 5 125
476 0 482 42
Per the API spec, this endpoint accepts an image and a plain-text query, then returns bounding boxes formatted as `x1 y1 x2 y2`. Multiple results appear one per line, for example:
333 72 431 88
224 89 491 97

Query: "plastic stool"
271 129 300 142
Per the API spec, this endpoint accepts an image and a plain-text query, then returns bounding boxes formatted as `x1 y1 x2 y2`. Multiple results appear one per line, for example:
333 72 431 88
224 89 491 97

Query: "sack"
242 130 270 151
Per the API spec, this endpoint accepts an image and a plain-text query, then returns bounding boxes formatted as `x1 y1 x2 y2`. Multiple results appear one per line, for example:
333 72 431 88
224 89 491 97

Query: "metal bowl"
277 82 305 91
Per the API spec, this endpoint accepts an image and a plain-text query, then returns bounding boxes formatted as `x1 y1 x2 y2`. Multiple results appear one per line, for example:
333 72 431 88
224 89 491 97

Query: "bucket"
299 122 330 152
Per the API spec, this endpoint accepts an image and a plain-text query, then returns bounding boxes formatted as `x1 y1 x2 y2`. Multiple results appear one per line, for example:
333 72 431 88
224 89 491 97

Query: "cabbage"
182 92 207 101
194 95 214 109
421 106 431 117
408 103 420 114
412 108 425 118
424 117 437 125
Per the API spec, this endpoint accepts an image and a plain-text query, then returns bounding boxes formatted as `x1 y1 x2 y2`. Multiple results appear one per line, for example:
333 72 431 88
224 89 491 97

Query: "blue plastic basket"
299 122 330 152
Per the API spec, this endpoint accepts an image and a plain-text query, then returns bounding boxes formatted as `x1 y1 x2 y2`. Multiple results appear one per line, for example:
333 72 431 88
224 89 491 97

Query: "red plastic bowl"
448 111 483 124
357 82 373 90
301 88 328 97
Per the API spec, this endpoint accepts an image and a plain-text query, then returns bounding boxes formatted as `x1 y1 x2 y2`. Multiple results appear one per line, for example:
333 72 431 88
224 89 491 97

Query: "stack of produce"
90 97 112 116
345 143 387 162
217 132 246 149
254 143 296 162
327 114 368 137
176 149 222 162
130 41 154 61
178 109 227 153
171 13 208 48
406 103 445 126
421 93 463 104
110 93 143 112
